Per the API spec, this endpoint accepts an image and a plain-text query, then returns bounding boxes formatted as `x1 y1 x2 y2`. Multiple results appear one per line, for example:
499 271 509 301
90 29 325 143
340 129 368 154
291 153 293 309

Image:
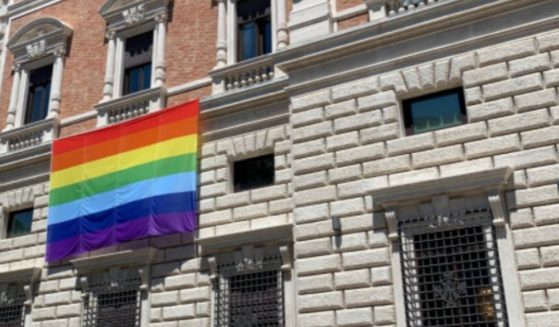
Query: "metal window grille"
83 274 141 327
0 284 26 327
215 256 284 327
399 209 508 327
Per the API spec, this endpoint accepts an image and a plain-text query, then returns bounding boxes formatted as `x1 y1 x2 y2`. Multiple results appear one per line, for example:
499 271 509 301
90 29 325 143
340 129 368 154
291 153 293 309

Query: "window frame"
236 0 273 62
223 0 288 65
5 18 71 130
402 87 467 136
232 153 275 193
82 270 143 327
398 209 509 326
208 245 294 327
122 30 154 96
71 248 157 327
370 167 526 327
215 256 285 326
23 63 53 125
112 25 157 99
5 208 34 239
99 0 169 104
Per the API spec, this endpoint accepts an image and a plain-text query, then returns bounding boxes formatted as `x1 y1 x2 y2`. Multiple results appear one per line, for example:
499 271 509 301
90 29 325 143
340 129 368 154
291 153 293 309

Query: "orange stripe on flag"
52 100 199 156
52 117 198 172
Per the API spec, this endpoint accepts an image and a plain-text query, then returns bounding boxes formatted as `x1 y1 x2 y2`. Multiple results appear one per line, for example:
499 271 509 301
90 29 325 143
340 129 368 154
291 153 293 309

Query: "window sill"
95 86 166 126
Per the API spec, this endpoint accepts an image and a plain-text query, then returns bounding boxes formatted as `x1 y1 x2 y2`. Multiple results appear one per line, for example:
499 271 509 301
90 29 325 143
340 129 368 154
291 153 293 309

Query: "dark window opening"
403 88 467 135
123 31 153 95
237 0 272 61
25 64 52 125
96 290 139 327
6 208 33 238
0 284 26 327
233 154 274 192
399 210 508 327
215 256 284 327
83 275 141 327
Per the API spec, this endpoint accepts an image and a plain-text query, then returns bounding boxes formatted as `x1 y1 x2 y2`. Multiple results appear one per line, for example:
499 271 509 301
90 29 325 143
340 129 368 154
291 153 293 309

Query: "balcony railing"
210 55 277 94
94 87 166 126
366 0 444 19
0 117 59 154
386 0 442 15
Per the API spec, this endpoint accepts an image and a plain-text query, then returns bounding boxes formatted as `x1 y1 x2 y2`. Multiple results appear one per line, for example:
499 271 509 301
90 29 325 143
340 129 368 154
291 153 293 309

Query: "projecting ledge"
198 224 293 255
70 247 157 273
371 166 513 208
0 266 42 283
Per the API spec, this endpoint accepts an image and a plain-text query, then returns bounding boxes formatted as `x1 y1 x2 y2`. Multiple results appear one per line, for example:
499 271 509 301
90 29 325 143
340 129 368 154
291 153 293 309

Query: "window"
237 0 272 61
5 18 71 130
6 208 33 238
99 0 168 106
123 32 153 95
83 273 141 327
24 65 52 124
215 254 284 326
399 209 508 327
233 154 275 192
0 283 26 327
403 88 466 135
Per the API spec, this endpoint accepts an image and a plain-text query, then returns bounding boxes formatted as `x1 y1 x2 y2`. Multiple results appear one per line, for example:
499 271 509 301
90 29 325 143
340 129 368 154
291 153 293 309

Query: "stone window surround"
100 0 168 102
0 186 36 240
230 151 276 193
4 17 72 131
71 247 157 327
370 167 526 327
0 266 42 327
211 127 288 195
205 238 295 327
214 0 289 68
401 87 467 136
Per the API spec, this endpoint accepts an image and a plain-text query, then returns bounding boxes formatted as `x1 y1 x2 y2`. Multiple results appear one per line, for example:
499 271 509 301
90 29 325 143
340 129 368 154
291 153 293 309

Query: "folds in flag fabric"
46 100 199 262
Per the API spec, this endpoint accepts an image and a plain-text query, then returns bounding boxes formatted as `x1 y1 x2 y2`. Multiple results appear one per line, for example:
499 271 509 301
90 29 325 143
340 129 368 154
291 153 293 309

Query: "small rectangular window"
403 88 467 135
83 274 141 327
215 256 284 326
123 31 153 95
233 154 274 192
399 210 508 326
237 0 272 61
7 208 33 238
0 283 26 326
25 64 52 124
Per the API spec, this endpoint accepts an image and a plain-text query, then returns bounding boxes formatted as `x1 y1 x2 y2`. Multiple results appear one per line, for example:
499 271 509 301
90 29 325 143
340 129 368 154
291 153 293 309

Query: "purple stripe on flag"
46 212 197 262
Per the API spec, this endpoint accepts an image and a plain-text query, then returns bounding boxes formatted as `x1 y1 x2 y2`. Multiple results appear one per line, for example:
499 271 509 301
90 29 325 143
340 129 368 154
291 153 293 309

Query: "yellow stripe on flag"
50 135 198 189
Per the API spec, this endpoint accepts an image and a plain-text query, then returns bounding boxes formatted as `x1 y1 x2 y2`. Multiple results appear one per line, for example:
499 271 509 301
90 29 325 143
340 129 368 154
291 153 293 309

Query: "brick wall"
0 0 218 131
0 0 107 128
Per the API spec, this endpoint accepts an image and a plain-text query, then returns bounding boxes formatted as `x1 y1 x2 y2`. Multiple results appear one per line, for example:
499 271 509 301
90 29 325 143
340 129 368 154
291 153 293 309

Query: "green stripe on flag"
49 153 197 206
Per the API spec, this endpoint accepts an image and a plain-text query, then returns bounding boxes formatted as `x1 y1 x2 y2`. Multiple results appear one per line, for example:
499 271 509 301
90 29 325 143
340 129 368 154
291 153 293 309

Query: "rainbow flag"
46 100 199 262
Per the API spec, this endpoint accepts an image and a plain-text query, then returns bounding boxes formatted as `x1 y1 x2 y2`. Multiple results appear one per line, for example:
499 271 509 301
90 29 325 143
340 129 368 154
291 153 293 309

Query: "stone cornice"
71 248 157 273
198 224 293 255
7 17 72 65
278 0 513 72
0 266 41 283
100 0 169 33
371 167 513 209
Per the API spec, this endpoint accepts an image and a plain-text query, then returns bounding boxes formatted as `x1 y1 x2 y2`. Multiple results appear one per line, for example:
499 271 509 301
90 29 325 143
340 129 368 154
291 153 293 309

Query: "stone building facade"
0 0 558 326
